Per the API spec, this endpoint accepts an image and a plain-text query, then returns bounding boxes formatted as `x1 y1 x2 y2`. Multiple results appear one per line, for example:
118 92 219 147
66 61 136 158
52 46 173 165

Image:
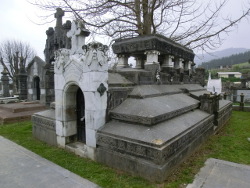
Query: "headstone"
1 68 10 97
17 67 28 100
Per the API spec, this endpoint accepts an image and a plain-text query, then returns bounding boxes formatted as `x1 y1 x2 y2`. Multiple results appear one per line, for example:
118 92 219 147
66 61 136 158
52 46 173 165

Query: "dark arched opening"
76 88 86 143
34 77 40 100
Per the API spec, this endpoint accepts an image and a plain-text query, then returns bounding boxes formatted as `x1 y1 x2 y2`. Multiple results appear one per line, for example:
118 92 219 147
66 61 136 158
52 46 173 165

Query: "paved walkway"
0 136 100 188
1 135 250 188
187 158 250 188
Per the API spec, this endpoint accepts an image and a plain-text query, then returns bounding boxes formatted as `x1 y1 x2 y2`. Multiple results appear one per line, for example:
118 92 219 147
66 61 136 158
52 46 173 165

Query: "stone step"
0 102 46 113
110 93 200 126
97 109 214 182
128 84 206 99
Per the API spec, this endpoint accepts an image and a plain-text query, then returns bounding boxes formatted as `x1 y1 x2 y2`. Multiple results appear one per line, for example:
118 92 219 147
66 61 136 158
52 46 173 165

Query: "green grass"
1 111 250 188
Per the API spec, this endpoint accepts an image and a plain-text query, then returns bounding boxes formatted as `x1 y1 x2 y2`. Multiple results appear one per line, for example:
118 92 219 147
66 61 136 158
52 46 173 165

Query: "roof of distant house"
217 72 241 75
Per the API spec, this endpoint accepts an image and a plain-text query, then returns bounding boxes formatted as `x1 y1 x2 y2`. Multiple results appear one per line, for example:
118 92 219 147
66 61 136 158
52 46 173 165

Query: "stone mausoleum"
32 9 232 182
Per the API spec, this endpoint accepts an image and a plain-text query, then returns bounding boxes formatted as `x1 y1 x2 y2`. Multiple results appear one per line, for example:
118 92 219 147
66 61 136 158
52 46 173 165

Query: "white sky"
0 0 249 61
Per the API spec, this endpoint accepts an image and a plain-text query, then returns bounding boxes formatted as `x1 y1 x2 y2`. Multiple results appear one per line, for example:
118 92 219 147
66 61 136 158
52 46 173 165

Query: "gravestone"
1 68 10 97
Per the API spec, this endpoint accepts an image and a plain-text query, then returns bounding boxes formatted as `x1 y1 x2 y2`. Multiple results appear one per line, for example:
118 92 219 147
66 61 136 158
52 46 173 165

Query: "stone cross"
54 8 64 27
67 20 90 54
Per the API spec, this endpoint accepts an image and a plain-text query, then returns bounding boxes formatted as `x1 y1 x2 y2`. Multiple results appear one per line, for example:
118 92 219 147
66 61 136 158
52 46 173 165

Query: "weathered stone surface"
187 158 250 188
1 68 10 97
189 90 210 100
32 109 56 146
27 56 46 103
110 93 199 125
112 34 195 62
97 109 214 182
108 73 134 87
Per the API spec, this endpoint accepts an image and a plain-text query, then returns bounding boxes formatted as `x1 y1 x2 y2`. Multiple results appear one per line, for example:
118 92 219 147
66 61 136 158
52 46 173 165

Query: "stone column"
162 55 174 68
18 68 28 100
134 56 143 69
144 50 160 65
174 58 184 69
184 61 192 71
161 55 174 73
144 50 160 76
117 54 129 68
1 68 10 97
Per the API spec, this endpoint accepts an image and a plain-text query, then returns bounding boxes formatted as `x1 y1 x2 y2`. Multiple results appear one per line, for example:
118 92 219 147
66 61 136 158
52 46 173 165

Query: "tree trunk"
142 0 151 35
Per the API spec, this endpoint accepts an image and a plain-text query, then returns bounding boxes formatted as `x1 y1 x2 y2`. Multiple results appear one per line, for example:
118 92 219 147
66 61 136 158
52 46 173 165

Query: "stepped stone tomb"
32 9 232 182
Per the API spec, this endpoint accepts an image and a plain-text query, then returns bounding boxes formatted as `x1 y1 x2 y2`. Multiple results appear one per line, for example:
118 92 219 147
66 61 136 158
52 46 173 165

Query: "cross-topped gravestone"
54 8 64 27
67 20 90 54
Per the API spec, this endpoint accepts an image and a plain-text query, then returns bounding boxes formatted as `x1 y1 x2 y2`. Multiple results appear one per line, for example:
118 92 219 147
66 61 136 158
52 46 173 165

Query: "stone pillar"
162 55 174 72
240 93 244 111
184 61 192 71
144 50 160 76
117 54 129 68
144 50 160 65
18 68 28 100
134 56 143 69
174 58 184 69
200 93 220 114
1 68 10 97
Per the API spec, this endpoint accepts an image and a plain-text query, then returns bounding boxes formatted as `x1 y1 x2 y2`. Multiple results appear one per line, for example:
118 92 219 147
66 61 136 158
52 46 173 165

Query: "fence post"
240 93 244 111
223 93 227 100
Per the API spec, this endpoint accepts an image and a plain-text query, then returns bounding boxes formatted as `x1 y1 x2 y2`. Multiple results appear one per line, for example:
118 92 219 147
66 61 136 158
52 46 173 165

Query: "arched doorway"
34 77 40 100
76 88 86 143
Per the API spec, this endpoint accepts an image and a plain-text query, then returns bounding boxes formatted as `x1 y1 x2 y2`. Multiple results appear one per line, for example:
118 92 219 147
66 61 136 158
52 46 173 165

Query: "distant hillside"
195 48 249 65
200 50 250 69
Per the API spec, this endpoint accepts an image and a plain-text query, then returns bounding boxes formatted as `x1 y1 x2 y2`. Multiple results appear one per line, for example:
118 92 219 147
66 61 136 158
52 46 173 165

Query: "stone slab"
99 109 211 146
0 136 100 188
110 93 199 125
187 158 250 188
0 103 48 125
219 99 233 109
129 84 206 98
0 102 47 113
189 90 210 100
108 72 134 86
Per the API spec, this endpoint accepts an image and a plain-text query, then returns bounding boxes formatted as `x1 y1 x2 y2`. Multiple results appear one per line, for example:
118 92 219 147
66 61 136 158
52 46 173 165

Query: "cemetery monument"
32 8 232 182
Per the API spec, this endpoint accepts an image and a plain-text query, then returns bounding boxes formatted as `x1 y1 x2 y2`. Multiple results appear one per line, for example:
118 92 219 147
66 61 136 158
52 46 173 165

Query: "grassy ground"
0 111 250 188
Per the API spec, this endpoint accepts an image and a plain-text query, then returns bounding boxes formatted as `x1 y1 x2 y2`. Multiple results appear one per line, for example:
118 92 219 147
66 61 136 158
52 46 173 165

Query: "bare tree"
0 39 36 93
30 0 250 52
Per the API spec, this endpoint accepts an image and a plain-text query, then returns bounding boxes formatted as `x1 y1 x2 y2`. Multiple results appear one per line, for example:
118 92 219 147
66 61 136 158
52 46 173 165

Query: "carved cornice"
112 34 195 61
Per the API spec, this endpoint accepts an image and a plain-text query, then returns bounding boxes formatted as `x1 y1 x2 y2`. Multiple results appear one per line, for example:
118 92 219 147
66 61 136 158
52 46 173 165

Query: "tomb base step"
65 142 96 160
0 102 46 113
97 110 214 182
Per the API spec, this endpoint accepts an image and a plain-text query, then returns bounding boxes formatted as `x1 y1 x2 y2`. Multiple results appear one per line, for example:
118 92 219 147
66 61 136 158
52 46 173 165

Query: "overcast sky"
0 0 249 61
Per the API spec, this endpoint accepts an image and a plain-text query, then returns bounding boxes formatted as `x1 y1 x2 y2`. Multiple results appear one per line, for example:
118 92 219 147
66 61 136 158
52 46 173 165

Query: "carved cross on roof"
67 20 90 54
54 8 64 27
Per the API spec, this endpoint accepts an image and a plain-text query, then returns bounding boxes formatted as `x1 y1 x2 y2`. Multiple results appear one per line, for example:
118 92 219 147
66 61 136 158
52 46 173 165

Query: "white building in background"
207 73 222 94
217 72 242 78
